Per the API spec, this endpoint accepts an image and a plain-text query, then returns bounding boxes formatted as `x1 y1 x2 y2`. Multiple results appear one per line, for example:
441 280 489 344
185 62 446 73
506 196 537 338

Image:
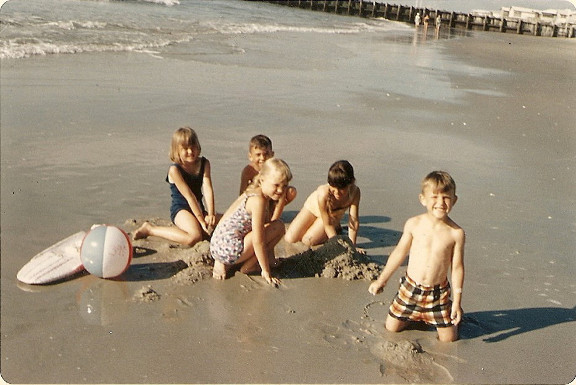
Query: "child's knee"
268 219 285 234
184 233 202 247
284 232 294 243
385 315 406 332
437 325 458 342
284 230 300 244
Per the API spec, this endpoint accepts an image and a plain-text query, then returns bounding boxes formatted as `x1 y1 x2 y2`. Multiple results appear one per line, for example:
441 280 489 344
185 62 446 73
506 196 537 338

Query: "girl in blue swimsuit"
210 158 292 286
133 127 218 247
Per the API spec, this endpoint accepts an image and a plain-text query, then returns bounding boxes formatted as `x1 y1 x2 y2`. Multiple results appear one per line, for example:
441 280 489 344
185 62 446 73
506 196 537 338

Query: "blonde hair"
246 158 292 193
169 127 201 164
421 170 456 195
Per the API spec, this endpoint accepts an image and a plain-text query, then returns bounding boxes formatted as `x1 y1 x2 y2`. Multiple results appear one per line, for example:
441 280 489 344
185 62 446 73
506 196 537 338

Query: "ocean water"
1 0 574 60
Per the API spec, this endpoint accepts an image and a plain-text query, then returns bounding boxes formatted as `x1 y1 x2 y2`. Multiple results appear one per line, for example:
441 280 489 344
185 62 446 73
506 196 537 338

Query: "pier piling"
253 0 574 38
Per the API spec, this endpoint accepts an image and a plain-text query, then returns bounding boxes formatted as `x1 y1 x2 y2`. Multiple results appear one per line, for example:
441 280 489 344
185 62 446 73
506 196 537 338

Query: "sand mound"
279 236 381 280
369 339 453 382
127 219 381 285
171 241 214 285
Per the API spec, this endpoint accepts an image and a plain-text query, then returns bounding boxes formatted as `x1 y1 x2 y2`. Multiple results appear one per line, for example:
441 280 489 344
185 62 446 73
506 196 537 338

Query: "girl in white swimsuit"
210 193 257 265
210 158 293 286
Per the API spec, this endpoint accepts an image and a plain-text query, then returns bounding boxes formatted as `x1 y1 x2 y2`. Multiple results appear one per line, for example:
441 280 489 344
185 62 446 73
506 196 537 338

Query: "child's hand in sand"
356 247 367 255
200 220 213 236
368 280 385 295
261 270 280 287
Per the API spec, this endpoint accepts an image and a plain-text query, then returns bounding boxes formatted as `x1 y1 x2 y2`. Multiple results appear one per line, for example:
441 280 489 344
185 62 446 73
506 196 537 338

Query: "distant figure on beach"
368 171 465 342
423 13 430 30
436 14 441 30
285 160 364 252
133 127 218 247
239 134 297 221
211 158 292 286
414 12 421 26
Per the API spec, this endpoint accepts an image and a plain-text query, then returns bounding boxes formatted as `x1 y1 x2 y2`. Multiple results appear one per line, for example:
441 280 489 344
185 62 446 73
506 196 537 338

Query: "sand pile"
279 236 382 280
127 219 381 284
369 339 453 382
171 241 214 285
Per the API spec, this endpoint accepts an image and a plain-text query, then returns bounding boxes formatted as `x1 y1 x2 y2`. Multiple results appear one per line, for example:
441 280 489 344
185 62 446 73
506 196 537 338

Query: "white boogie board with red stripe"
17 231 87 285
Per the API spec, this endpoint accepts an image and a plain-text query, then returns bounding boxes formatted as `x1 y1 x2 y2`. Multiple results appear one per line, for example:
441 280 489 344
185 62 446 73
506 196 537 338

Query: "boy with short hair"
239 135 274 194
239 135 297 221
369 171 465 342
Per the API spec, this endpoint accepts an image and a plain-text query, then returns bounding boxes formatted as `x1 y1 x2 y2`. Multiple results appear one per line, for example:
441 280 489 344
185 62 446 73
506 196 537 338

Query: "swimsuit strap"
243 192 259 201
235 192 257 213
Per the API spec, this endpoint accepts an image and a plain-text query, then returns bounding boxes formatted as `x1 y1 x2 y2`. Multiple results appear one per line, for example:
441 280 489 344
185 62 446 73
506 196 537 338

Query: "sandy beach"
1 18 575 384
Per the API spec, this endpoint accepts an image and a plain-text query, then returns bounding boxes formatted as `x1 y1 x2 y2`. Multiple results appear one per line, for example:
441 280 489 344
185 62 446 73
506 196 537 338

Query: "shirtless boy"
239 135 274 195
368 171 465 342
240 135 296 221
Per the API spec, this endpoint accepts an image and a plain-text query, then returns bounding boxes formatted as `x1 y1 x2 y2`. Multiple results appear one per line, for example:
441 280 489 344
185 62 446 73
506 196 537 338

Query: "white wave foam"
44 20 108 30
0 38 185 60
137 0 180 6
91 0 179 6
208 20 402 35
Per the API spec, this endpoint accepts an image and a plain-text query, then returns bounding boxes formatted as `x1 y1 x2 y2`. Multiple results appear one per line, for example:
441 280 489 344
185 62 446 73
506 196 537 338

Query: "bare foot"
212 261 228 280
133 222 151 240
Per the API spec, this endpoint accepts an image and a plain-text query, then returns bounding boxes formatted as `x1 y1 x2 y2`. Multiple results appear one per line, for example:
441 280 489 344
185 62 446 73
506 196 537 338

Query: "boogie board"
17 231 87 285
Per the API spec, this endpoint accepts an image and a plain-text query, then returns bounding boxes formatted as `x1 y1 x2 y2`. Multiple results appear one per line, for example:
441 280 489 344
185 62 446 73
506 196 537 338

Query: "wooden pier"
248 0 575 38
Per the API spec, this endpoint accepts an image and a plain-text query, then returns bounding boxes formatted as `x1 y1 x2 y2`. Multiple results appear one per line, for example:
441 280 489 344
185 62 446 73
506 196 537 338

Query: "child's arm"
248 194 278 286
368 219 414 295
239 166 253 195
202 159 216 228
318 187 339 239
449 229 466 325
169 165 208 230
347 187 361 245
269 191 287 222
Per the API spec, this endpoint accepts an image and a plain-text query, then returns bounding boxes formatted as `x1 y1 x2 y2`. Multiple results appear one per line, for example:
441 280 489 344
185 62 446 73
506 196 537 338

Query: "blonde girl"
134 127 217 246
285 160 363 250
210 158 292 285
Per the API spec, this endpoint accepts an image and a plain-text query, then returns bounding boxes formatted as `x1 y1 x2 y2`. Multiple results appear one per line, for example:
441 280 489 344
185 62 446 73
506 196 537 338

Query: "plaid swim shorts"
388 274 453 327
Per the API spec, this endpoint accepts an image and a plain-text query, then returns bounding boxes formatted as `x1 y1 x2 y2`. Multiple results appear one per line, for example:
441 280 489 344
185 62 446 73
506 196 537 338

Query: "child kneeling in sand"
285 160 363 250
368 171 465 342
211 158 293 286
239 134 297 221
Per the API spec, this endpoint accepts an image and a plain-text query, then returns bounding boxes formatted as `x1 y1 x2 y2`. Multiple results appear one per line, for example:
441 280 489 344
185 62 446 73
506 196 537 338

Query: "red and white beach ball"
81 225 132 278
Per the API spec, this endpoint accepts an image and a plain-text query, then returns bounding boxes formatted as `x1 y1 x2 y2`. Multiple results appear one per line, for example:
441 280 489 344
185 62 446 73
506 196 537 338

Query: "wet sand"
1 28 575 384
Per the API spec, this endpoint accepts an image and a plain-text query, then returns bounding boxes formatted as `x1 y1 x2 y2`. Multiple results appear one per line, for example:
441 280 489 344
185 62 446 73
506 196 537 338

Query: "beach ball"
81 225 132 278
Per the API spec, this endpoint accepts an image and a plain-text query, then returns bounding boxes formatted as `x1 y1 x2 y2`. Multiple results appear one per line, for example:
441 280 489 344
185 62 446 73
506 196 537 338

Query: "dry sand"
1 29 575 384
